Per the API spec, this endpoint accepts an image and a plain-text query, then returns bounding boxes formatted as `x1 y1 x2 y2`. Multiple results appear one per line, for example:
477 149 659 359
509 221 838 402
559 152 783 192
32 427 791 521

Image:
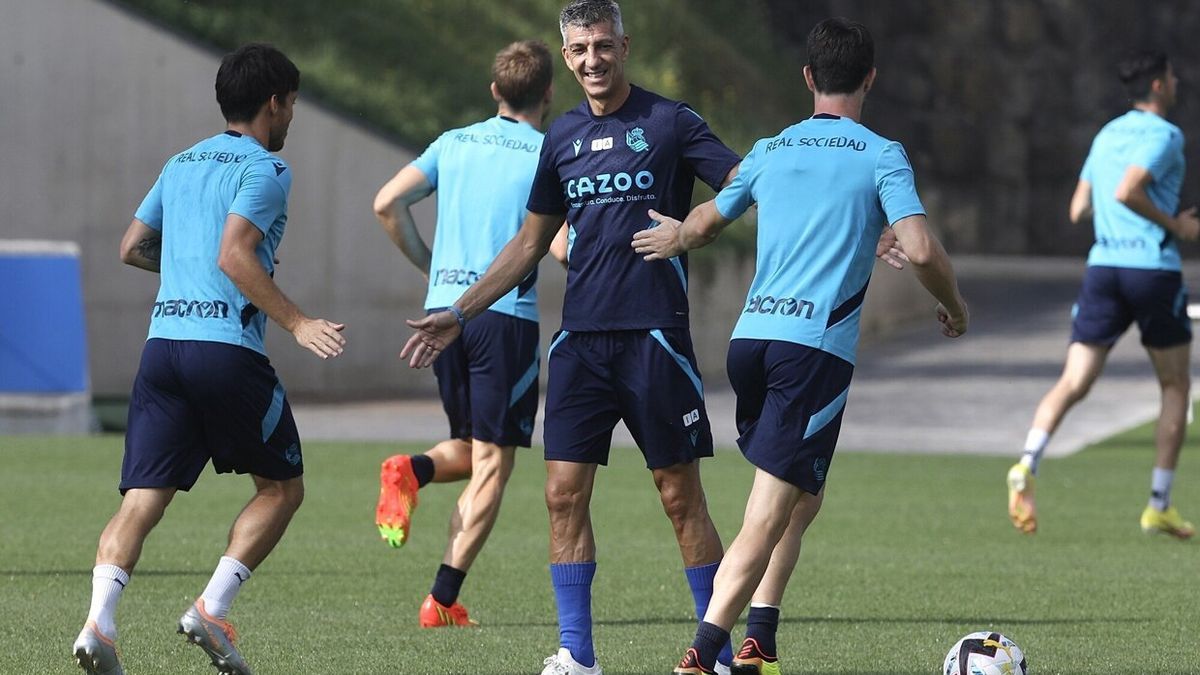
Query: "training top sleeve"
410 135 443 188
714 141 759 221
1079 144 1096 182
1130 127 1183 182
875 142 926 225
675 103 741 191
134 172 165 232
230 159 292 235
527 125 567 215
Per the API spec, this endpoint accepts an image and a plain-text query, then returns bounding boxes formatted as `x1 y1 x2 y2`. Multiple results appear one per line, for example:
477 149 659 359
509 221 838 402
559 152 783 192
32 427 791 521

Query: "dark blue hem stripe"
826 283 868 329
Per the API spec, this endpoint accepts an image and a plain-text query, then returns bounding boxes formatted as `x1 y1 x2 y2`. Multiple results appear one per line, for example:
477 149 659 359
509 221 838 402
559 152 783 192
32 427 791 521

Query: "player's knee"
544 479 587 519
1059 374 1094 402
1158 369 1190 393
117 488 173 525
742 506 791 544
657 480 707 529
257 477 304 513
471 444 515 485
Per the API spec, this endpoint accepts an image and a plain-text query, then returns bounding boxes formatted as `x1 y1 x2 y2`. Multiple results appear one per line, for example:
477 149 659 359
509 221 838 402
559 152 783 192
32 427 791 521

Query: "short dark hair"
493 40 554 112
1118 50 1169 102
559 0 624 41
806 18 874 95
215 43 300 123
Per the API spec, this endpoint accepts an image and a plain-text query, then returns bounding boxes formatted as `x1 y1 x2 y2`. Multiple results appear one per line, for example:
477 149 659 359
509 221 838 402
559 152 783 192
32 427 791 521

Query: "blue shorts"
122 339 302 494
1071 266 1191 348
432 309 539 447
543 329 714 468
726 339 854 494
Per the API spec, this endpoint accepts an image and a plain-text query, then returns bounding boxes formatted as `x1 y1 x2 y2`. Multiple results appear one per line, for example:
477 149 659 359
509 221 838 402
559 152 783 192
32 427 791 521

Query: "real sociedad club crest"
626 127 650 152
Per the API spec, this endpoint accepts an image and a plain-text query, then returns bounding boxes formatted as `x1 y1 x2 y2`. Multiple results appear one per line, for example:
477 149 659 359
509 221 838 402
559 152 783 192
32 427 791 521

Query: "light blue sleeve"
1079 146 1095 182
410 135 443 188
1130 127 1182 181
134 172 165 231
229 159 291 235
875 142 925 225
714 142 758 221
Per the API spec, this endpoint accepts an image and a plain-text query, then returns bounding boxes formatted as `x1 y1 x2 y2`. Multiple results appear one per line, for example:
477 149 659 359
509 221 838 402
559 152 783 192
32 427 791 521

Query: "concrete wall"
0 0 929 399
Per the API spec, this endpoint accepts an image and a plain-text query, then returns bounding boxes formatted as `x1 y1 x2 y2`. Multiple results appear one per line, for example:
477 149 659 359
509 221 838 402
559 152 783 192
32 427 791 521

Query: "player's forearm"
455 220 557 319
677 201 730 251
909 242 967 318
377 207 432 276
1117 187 1175 233
119 232 162 273
1068 196 1093 225
218 248 305 333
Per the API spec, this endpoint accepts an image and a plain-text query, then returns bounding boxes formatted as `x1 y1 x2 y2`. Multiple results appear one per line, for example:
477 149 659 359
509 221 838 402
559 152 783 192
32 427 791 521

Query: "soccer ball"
943 631 1027 675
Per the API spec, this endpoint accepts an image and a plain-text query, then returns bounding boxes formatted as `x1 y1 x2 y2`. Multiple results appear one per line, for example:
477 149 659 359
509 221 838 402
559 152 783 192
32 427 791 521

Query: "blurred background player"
371 40 559 627
1007 50 1197 539
632 18 968 674
72 44 346 675
401 1 742 672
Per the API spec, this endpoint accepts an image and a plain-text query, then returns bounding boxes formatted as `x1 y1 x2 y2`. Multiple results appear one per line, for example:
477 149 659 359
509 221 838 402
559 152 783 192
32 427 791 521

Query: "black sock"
745 605 780 657
410 454 435 487
430 564 467 607
692 621 730 671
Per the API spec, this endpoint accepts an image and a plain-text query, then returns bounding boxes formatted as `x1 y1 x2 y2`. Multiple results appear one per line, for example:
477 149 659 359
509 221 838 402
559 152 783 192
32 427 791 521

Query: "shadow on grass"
485 614 1144 628
0 569 207 578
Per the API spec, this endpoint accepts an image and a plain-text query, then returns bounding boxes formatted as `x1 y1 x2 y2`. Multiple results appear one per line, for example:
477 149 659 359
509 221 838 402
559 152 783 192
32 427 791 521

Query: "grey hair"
559 0 624 43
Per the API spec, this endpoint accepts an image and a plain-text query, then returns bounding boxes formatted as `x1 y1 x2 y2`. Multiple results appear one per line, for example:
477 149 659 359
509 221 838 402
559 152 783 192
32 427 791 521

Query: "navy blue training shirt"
527 84 740 331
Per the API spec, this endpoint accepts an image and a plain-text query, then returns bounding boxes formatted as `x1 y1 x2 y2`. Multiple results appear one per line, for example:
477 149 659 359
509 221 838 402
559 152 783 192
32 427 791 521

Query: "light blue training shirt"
715 114 925 365
135 130 291 355
1081 109 1185 271
413 116 544 321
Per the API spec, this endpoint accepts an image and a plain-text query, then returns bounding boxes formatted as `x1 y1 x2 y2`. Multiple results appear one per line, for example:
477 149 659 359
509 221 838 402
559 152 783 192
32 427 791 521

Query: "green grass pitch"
1 423 1195 674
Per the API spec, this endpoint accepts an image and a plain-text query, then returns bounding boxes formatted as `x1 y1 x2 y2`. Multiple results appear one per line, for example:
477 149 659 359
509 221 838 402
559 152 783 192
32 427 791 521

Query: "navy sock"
550 562 596 668
411 454 435 487
745 605 780 657
691 621 730 671
685 563 732 666
430 564 466 606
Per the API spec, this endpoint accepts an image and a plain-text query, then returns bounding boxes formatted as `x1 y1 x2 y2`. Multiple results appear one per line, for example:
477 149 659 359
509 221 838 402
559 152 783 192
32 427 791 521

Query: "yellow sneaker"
1140 505 1195 539
1006 463 1037 534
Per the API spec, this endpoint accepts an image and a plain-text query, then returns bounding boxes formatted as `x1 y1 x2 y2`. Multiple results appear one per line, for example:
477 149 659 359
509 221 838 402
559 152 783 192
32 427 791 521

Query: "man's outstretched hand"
400 310 462 368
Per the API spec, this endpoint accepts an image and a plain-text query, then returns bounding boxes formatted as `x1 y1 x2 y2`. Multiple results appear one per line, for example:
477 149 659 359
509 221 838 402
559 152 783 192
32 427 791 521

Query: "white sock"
1019 428 1050 474
1150 468 1174 511
86 564 129 639
200 556 252 620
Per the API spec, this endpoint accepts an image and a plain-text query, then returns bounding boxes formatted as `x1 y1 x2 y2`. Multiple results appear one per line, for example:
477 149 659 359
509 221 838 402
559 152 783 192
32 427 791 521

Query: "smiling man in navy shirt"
402 1 739 673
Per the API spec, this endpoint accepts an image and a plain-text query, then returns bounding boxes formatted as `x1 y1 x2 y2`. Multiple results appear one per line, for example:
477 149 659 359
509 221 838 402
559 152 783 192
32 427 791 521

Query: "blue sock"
551 562 596 668
685 562 732 666
745 605 780 657
691 621 731 671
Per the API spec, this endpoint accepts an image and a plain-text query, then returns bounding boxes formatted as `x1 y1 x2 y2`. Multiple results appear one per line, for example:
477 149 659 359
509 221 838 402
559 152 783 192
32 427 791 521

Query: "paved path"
294 257 1191 457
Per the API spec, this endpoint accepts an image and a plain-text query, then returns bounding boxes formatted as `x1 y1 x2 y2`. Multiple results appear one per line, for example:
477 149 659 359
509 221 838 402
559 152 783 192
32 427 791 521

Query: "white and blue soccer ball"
943 631 1027 675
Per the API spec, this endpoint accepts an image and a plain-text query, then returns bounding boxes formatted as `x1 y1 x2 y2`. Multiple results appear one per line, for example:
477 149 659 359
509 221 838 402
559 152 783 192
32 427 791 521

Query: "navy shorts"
432 309 539 447
121 339 303 494
726 339 854 494
1070 266 1191 348
543 329 714 469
